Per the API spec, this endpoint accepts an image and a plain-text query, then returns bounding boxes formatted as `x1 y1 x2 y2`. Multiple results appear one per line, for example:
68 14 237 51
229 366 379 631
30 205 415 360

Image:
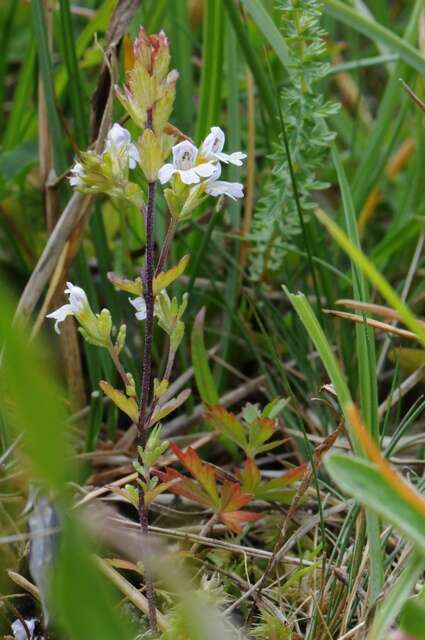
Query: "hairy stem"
137 106 158 634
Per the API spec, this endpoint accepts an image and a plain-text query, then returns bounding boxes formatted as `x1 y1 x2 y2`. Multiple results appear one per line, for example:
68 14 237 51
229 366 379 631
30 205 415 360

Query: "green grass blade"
369 550 425 640
195 0 225 142
0 0 18 132
3 36 36 150
191 308 219 405
223 0 277 128
283 287 355 441
351 0 422 211
332 144 379 440
315 208 425 348
31 0 67 173
170 0 194 135
58 0 87 148
325 0 425 75
240 0 291 69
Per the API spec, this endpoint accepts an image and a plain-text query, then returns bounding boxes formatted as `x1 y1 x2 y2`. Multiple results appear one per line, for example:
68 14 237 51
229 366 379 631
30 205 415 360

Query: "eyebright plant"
46 26 246 634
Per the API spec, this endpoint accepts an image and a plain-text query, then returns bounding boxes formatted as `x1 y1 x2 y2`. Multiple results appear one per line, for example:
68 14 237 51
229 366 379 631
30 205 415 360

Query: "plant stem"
136 106 158 634
155 217 176 276
108 343 129 389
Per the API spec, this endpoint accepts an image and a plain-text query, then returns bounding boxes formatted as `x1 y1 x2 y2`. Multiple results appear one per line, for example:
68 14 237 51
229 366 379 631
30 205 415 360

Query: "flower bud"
153 71 178 133
138 129 163 182
116 323 127 353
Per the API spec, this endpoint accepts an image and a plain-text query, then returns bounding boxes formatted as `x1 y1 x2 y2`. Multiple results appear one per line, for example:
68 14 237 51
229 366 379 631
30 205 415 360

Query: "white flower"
206 180 244 200
105 123 139 169
130 296 147 321
69 162 85 187
11 618 37 640
46 282 89 334
200 127 246 166
158 140 216 185
205 164 244 200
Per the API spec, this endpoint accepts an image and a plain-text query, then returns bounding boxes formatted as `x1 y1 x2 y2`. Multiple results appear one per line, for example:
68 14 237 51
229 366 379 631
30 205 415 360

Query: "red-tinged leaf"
220 510 262 534
155 467 213 509
239 463 307 505
237 458 261 493
248 416 276 449
277 463 308 486
170 444 220 507
205 405 247 450
220 480 253 513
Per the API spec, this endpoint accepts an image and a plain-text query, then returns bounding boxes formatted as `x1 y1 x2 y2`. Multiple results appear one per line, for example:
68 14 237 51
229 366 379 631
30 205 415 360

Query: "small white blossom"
46 282 89 334
68 123 139 189
69 162 85 187
11 618 37 640
104 123 139 169
200 127 246 166
205 164 244 200
130 296 147 321
158 140 216 185
206 180 244 200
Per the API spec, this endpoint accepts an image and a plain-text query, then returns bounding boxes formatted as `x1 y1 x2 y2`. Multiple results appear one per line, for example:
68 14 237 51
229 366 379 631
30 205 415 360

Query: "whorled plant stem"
137 107 158 634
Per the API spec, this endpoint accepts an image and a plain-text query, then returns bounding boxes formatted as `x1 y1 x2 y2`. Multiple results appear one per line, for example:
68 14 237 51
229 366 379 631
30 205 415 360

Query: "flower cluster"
116 29 178 133
69 123 144 206
159 127 246 220
46 282 112 347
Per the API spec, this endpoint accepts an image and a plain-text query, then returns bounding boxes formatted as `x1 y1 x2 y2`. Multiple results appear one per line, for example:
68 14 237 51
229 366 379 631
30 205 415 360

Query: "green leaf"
325 453 425 555
369 551 425 640
400 598 425 639
191 307 219 405
99 381 139 423
0 283 70 491
52 517 134 640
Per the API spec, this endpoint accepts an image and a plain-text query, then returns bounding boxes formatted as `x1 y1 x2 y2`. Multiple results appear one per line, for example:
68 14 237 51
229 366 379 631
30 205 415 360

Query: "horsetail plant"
47 27 246 635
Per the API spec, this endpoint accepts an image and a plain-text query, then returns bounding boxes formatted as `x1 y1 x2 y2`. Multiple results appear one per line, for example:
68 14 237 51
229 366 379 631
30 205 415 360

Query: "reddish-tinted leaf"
155 467 213 509
239 461 307 504
237 458 261 493
220 510 262 534
249 416 276 446
170 444 220 507
220 480 252 513
205 405 247 449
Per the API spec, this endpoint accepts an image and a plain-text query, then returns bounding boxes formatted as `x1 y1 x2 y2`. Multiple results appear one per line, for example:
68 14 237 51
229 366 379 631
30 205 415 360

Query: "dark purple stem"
137 107 158 634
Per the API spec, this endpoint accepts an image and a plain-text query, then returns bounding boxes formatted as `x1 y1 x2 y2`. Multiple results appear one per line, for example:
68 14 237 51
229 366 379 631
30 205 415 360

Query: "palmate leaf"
170 444 220 507
205 404 247 449
162 445 261 533
156 466 215 509
206 405 283 458
248 417 284 455
238 459 307 505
